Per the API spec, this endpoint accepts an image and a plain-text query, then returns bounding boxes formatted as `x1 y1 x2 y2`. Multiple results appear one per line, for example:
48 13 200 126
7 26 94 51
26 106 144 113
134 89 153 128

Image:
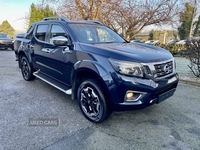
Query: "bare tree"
55 0 121 21
185 37 200 77
108 0 179 39
56 0 82 20
36 0 59 9
75 0 121 20
21 0 179 39
188 0 197 37
55 0 179 39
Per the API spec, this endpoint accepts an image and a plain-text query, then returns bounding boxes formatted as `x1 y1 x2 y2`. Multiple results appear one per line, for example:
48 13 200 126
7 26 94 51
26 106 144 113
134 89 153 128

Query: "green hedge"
154 43 186 56
153 40 199 77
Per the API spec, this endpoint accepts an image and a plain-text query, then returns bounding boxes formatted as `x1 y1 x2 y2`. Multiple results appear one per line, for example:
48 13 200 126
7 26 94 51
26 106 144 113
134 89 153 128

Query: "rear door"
31 24 49 73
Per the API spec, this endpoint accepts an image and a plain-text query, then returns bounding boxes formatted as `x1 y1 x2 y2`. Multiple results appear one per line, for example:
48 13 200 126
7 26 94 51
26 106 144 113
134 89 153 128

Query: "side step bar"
33 71 72 95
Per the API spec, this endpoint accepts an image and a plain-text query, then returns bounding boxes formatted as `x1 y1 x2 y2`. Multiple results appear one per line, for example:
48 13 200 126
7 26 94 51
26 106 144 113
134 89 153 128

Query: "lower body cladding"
108 73 179 111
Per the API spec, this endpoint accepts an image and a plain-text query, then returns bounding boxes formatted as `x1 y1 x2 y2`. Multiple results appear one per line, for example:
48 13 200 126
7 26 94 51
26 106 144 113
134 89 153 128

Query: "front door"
41 24 74 86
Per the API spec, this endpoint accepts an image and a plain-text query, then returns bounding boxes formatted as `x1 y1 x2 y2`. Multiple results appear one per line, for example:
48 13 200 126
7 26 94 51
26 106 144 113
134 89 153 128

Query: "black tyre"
77 79 111 123
11 45 14 51
20 56 35 81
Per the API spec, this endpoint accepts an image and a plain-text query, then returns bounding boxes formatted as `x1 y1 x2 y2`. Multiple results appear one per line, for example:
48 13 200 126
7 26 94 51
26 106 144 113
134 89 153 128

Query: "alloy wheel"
80 86 101 119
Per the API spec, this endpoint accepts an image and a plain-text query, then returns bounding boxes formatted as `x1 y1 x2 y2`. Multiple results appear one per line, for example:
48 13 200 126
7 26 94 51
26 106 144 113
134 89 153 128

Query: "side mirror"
52 36 69 46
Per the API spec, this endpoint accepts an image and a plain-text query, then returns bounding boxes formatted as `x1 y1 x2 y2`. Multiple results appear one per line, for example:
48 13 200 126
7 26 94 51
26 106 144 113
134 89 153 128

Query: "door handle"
27 44 34 49
42 48 50 53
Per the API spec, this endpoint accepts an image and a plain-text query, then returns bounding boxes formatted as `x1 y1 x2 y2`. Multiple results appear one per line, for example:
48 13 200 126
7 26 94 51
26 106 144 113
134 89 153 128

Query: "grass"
174 57 200 83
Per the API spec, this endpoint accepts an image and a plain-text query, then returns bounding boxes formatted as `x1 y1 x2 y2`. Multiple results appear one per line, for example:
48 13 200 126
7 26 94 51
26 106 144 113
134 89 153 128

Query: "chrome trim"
167 75 178 84
141 58 176 79
33 72 72 95
149 98 157 104
66 89 72 95
124 90 147 102
121 101 142 105
41 48 50 53
163 63 170 74
73 60 82 68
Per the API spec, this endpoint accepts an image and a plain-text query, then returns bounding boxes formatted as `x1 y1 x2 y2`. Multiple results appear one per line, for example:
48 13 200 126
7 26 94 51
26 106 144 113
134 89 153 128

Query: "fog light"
126 92 134 100
125 91 147 102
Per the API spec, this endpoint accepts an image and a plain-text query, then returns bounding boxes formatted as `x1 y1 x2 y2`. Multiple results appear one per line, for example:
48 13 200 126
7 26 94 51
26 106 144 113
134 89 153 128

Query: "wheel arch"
18 50 33 69
71 61 113 109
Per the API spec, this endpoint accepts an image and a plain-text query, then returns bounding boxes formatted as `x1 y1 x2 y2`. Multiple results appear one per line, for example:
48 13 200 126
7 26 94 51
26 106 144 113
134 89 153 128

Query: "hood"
79 42 173 63
0 38 13 41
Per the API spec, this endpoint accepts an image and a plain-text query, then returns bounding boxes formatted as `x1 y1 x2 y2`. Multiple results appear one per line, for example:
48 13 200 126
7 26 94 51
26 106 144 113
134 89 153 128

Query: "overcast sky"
0 0 38 32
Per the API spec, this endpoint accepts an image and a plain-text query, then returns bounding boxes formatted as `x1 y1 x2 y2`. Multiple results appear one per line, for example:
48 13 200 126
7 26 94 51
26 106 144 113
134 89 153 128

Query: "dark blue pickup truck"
14 16 178 123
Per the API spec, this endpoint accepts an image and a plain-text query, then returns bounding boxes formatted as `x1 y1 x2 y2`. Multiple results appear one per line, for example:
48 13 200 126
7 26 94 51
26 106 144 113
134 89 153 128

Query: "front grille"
154 61 173 78
0 40 12 44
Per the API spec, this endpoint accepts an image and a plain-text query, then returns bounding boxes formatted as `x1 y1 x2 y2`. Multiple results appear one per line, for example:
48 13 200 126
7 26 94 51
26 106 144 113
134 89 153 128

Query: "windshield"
0 34 9 38
68 23 125 44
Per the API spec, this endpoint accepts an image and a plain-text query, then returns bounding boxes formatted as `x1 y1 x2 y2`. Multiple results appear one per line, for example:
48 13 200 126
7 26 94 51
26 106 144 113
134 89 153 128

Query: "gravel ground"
1 50 200 150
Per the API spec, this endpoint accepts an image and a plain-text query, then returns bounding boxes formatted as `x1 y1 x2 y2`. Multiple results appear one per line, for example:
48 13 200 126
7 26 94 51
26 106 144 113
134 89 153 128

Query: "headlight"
109 58 144 77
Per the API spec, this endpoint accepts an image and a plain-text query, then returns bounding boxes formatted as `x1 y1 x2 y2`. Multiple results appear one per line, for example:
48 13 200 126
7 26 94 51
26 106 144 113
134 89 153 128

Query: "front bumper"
0 43 13 49
110 73 179 111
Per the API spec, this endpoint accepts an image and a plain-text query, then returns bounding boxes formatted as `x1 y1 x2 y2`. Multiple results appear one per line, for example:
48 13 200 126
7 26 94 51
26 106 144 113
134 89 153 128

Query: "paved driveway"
0 50 200 150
